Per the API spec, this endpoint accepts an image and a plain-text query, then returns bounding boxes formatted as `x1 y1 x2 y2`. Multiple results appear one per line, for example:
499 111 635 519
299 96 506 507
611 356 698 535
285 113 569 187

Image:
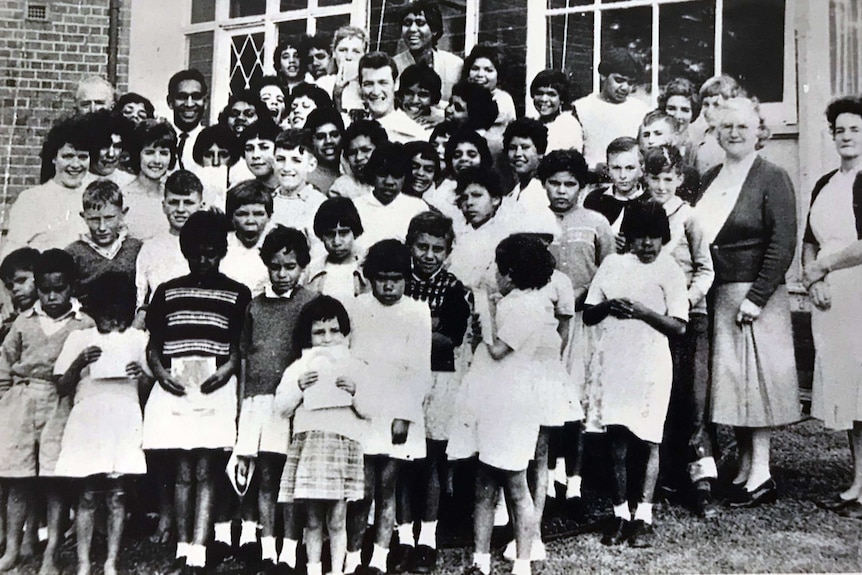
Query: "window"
184 0 367 122
529 0 797 128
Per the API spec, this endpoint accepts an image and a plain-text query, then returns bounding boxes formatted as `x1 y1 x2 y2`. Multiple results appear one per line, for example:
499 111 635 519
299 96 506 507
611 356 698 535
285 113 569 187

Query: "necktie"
177 132 189 170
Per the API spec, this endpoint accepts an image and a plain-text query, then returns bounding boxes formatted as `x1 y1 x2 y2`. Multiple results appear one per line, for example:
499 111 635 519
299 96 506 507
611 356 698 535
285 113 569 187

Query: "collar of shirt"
609 185 644 202
26 298 83 320
264 285 293 299
79 230 128 260
275 183 315 200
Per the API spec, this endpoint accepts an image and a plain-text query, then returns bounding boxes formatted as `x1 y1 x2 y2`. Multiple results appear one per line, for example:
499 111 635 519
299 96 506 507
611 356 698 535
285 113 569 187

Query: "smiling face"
201 143 231 168
833 112 862 162
52 144 90 188
259 85 286 123
275 146 316 193
452 141 481 173
169 79 206 131
266 248 303 295
409 154 436 195
37 272 73 319
163 191 202 233
244 138 277 179
232 203 270 244
533 86 561 120
410 232 448 278
459 183 500 228
401 11 434 53
646 169 682 205
344 135 376 175
607 149 642 196
371 271 406 306
82 203 125 247
716 101 760 160
601 73 635 104
279 46 302 81
140 145 172 181
3 270 37 311
92 134 124 176
361 66 396 118
227 101 259 136
544 170 582 213
401 83 433 120
288 96 317 129
310 317 346 347
468 57 499 92
321 223 356 262
507 136 542 178
665 95 694 131
312 123 342 165
121 102 150 126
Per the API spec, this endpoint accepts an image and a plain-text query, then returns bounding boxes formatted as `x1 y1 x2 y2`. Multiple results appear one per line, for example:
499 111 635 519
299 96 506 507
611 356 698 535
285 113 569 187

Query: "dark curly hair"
495 234 555 290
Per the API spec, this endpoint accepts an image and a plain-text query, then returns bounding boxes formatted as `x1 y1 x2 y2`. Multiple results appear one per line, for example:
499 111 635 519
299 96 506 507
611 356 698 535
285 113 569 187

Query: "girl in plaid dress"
274 296 372 575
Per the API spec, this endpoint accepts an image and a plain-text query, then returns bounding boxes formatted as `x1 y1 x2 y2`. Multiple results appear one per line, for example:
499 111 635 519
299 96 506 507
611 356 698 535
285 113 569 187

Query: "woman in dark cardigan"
693 96 799 508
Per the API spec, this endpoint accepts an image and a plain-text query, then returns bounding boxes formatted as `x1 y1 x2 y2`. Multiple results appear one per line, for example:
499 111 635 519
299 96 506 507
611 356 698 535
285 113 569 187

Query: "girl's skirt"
278 431 364 502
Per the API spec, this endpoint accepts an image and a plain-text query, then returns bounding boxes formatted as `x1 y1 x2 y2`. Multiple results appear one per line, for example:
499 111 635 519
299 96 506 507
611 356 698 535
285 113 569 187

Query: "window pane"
280 0 307 10
722 0 785 102
658 0 715 89
547 0 593 8
319 0 350 6
230 32 266 94
188 32 214 96
190 0 215 24
547 11 594 100
601 6 652 97
315 14 351 38
369 0 465 58
230 0 266 18
278 20 308 46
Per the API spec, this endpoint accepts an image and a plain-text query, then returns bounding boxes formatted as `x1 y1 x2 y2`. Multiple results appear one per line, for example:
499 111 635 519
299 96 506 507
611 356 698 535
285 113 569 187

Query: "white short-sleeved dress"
53 328 150 477
583 253 688 443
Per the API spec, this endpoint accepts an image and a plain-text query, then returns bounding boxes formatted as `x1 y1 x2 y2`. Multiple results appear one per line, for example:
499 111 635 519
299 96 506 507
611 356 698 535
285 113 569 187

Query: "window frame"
526 0 797 132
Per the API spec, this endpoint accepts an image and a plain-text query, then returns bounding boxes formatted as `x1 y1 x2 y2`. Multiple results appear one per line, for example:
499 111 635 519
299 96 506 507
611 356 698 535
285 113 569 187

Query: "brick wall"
0 0 131 225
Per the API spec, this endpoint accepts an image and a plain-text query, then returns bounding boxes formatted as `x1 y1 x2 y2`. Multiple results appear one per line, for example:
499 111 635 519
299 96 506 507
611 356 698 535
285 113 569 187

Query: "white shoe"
502 539 546 562
546 471 557 498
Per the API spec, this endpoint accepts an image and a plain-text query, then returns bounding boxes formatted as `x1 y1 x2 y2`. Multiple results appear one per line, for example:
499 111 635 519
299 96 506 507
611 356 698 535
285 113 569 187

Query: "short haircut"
239 117 281 146
35 248 77 285
313 197 364 238
294 295 351 349
217 90 270 127
450 81 497 131
503 117 549 155
363 239 411 278
444 129 494 171
179 210 229 259
39 115 91 183
455 166 504 199
0 247 40 281
641 109 679 131
168 69 208 97
537 149 589 186
657 77 701 121
331 26 368 54
193 124 241 166
82 180 124 211
643 145 685 176
699 74 741 99
404 140 441 183
85 109 133 157
76 76 115 103
462 43 506 85
303 32 332 54
826 95 862 131
606 136 641 159
259 225 311 267
251 75 288 97
406 211 455 250
359 51 399 84
343 119 388 148
116 92 155 118
495 234 555 290
400 0 444 44
127 120 177 173
597 48 642 79
305 107 345 133
397 64 443 106
225 179 274 220
621 200 671 244
164 169 204 198
273 39 307 77
365 141 410 178
275 128 313 153
288 83 334 110
429 120 460 143
530 69 572 110
85 271 136 324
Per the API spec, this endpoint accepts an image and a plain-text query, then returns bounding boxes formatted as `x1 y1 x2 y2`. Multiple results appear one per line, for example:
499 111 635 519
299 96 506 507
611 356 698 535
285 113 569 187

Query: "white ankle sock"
473 552 491 574
213 521 232 545
512 557 532 575
417 520 437 548
186 544 206 568
239 520 258 546
397 522 414 545
566 475 582 499
176 541 191 559
306 561 323 575
260 536 277 561
345 550 362 573
634 502 653 524
369 544 388 571
279 538 298 567
613 502 630 519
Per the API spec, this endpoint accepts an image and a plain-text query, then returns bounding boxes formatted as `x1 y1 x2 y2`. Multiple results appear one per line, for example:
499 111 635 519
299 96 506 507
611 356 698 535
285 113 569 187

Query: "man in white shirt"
167 69 209 171
358 52 429 144
574 48 650 171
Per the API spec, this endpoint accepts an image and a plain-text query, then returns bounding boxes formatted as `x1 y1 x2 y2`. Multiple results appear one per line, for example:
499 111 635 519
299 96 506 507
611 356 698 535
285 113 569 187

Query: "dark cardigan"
802 169 862 247
700 155 797 307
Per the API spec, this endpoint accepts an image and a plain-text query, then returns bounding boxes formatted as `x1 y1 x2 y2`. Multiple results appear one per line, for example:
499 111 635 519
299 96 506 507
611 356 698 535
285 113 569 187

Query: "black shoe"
408 544 437 574
207 541 234 566
815 494 858 512
838 501 862 519
360 567 386 575
461 565 487 575
694 489 719 519
257 558 291 574
600 517 629 546
728 478 777 508
626 519 655 548
388 543 413 573
165 557 187 575
564 496 585 522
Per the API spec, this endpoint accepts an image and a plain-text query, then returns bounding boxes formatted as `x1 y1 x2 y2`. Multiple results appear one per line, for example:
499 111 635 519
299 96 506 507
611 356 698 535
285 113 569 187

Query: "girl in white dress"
53 273 151 575
584 201 688 548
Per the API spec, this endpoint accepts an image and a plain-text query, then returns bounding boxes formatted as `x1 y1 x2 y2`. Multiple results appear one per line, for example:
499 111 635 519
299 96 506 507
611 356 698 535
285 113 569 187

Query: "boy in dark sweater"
234 225 318 571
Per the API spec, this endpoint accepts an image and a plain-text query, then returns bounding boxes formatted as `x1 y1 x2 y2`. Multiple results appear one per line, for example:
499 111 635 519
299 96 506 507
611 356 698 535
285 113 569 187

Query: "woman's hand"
125 361 145 380
158 373 186 396
335 376 356 396
803 260 829 289
735 298 762 325
808 280 832 311
614 234 627 254
200 364 233 394
74 346 102 370
298 371 319 391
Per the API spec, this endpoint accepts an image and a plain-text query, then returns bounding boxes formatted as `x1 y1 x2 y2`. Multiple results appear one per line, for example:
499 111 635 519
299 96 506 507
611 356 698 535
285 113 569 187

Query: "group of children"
0 6 750 572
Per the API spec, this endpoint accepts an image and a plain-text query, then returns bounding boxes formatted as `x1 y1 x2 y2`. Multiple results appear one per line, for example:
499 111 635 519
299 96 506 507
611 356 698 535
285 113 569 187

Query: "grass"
9 418 862 574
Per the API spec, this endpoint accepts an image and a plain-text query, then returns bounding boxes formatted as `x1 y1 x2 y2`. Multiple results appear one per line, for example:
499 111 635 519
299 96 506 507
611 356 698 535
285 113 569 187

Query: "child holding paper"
143 211 251 574
53 272 151 575
274 296 372 575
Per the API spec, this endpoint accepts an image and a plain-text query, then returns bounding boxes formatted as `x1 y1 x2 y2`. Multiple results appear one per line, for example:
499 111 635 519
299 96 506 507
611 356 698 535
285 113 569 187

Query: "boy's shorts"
0 380 66 478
